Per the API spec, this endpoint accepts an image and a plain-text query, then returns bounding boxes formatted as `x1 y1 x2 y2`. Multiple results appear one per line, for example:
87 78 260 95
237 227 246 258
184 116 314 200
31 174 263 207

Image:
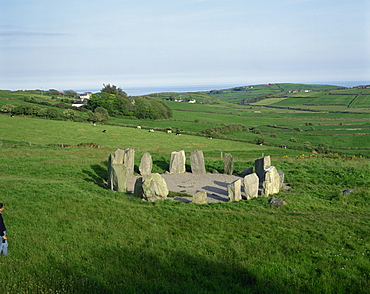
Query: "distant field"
270 98 312 106
250 98 287 105
351 95 370 108
305 95 355 106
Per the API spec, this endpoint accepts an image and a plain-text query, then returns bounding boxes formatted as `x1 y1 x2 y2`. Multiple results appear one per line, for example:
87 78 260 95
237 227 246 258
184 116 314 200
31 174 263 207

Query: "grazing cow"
207 136 212 139
136 126 141 129
280 145 287 149
102 130 107 133
149 129 154 132
166 129 172 133
176 132 181 136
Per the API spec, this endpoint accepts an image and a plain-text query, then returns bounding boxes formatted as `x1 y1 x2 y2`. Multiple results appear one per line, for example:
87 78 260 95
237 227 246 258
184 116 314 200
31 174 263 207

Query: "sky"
1 0 369 92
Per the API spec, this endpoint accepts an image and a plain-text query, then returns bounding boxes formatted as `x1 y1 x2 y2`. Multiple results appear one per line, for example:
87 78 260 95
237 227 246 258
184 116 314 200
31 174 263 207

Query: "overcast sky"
1 0 369 91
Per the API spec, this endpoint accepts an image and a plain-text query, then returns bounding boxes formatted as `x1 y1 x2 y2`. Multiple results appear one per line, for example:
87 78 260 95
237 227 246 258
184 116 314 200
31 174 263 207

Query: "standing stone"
224 153 234 175
107 164 127 192
262 166 280 197
192 191 208 204
139 173 169 202
113 148 125 164
243 173 259 200
227 179 242 202
190 150 206 174
255 156 271 183
123 148 135 177
277 170 285 189
169 150 186 174
139 152 152 176
240 167 253 177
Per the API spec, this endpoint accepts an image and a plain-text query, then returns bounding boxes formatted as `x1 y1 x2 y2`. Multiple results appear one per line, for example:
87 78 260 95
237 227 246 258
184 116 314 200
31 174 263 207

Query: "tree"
101 84 127 97
48 89 60 96
254 135 265 145
45 108 59 119
93 107 110 122
64 90 78 99
317 143 329 154
86 92 133 116
63 109 77 121
0 104 15 113
303 141 313 151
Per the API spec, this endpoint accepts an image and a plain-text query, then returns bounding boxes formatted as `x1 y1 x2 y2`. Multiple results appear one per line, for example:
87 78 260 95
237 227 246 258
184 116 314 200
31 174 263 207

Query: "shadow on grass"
83 164 107 186
153 159 169 173
41 247 271 294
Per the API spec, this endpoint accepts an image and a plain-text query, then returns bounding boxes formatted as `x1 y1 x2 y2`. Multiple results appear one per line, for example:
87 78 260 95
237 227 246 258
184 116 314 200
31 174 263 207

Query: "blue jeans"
1 232 7 256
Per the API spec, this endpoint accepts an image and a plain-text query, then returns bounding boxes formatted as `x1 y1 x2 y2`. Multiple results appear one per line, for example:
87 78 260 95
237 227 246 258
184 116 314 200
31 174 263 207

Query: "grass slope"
0 115 369 293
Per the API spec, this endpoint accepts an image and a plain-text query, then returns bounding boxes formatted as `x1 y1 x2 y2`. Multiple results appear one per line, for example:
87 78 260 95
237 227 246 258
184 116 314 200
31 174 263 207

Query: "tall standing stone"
190 150 206 174
192 191 208 204
224 153 234 175
113 148 125 164
262 166 280 197
107 164 127 192
169 150 186 174
123 148 135 177
243 173 259 200
227 179 242 202
255 156 271 183
140 173 169 202
139 152 152 176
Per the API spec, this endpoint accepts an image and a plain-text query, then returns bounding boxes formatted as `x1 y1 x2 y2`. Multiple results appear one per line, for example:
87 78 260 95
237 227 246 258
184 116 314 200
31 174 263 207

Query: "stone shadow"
83 164 107 186
153 159 169 173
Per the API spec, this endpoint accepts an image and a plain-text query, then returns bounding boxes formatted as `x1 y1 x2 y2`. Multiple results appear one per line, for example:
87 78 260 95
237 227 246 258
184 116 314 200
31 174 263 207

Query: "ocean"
78 81 370 96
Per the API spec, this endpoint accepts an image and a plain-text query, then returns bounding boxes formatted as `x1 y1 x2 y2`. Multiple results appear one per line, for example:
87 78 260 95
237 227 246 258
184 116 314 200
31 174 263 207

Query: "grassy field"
0 85 370 293
0 113 370 293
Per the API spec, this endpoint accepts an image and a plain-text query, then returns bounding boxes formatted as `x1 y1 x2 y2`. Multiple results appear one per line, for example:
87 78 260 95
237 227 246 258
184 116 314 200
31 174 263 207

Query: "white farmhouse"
72 100 87 107
79 92 92 100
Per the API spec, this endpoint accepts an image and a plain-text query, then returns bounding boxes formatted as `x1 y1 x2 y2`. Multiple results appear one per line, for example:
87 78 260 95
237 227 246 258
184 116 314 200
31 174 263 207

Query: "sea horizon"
77 80 369 96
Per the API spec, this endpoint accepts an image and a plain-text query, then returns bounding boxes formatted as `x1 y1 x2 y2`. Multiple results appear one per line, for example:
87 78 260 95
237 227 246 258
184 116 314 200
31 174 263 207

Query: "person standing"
0 203 8 256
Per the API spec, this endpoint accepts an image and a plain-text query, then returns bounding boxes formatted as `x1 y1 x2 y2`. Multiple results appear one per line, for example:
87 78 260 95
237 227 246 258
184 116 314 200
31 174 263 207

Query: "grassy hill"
203 83 343 104
249 86 370 112
0 114 369 293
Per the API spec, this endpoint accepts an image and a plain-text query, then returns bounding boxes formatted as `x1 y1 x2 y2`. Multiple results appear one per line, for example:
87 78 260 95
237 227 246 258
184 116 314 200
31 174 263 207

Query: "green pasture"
270 97 313 106
0 115 281 158
0 119 370 292
249 98 287 105
1 87 370 293
352 95 370 108
306 95 356 106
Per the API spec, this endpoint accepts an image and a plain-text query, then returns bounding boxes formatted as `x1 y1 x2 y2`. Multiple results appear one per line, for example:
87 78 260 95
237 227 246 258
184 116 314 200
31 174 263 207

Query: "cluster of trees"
0 103 111 123
1 84 172 121
1 104 60 119
85 84 172 120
